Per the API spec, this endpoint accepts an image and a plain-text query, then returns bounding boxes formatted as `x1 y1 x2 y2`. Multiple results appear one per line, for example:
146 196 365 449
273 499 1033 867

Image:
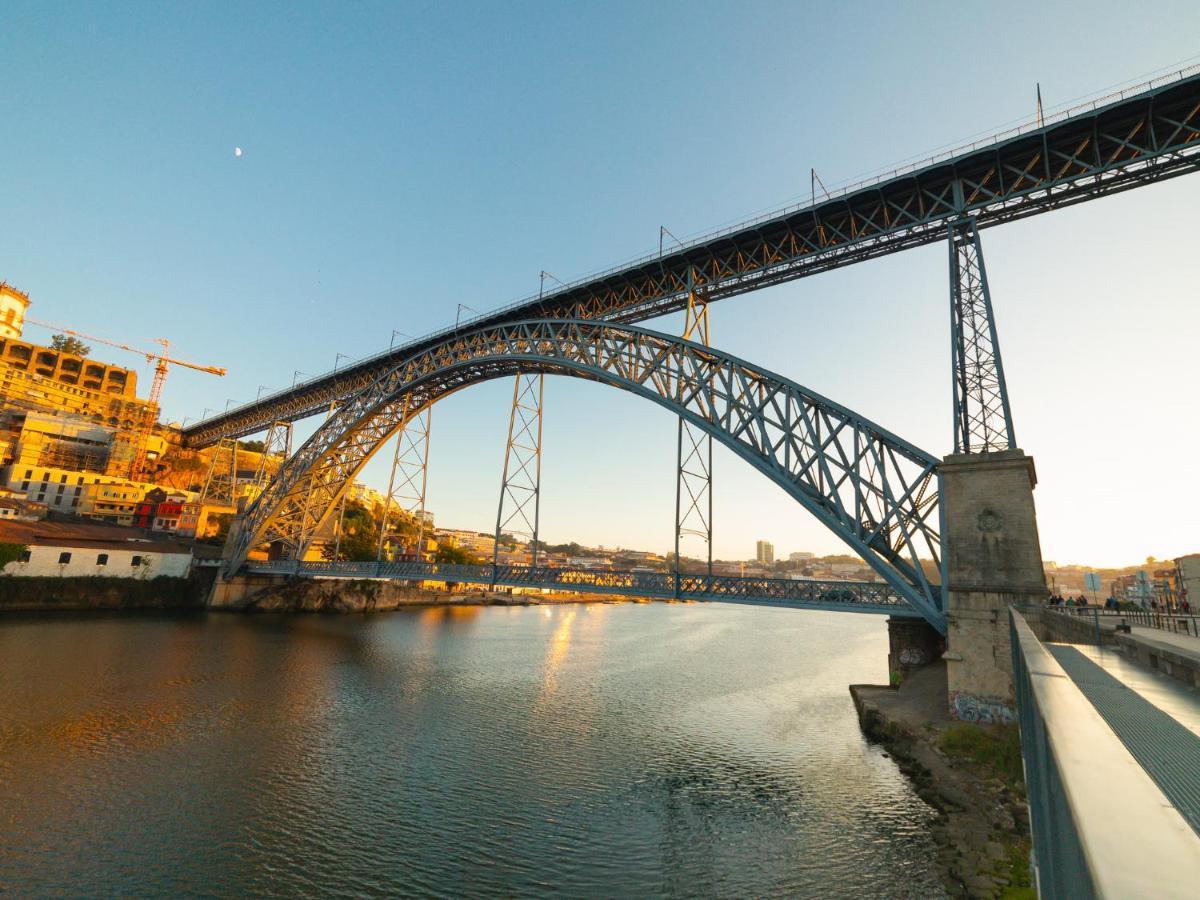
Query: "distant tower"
0 282 30 339
756 540 774 564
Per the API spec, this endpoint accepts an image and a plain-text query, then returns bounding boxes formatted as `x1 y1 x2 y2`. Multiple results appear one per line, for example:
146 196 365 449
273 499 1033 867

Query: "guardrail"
1052 606 1200 639
1010 609 1200 897
241 560 918 615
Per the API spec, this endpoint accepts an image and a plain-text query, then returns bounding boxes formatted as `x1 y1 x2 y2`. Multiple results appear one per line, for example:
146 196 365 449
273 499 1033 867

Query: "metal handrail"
1011 609 1200 897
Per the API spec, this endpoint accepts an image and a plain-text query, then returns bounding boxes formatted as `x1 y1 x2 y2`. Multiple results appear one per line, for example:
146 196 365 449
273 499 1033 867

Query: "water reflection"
0 605 945 897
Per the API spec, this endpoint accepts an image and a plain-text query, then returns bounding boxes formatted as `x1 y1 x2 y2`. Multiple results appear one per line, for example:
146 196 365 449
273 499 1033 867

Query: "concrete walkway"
1129 625 1200 656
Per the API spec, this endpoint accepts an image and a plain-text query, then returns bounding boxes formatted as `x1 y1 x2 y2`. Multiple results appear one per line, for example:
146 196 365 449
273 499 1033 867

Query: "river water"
0 603 945 897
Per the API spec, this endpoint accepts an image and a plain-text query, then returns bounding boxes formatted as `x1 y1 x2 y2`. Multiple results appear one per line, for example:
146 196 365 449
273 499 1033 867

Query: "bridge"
196 66 1200 715
245 559 911 616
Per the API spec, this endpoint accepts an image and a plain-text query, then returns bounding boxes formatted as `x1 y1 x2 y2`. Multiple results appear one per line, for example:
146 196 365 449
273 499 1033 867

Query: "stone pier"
887 616 944 685
941 449 1047 722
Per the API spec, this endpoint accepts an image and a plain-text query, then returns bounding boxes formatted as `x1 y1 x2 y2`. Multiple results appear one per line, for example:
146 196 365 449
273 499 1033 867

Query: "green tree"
238 439 265 453
0 542 28 571
436 544 483 565
50 334 91 356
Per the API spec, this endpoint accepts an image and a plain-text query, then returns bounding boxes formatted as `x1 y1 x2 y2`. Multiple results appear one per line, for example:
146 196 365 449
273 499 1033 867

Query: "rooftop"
0 519 194 554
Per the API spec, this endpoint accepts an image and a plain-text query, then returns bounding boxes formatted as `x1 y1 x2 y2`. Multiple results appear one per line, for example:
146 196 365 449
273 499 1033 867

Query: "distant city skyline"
2 4 1197 567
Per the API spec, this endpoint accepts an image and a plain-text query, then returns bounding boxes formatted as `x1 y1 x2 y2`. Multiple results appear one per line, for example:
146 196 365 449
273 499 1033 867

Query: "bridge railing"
1010 608 1200 897
241 560 915 612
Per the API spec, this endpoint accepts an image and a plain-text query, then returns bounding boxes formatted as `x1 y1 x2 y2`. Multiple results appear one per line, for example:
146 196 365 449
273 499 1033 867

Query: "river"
0 602 945 897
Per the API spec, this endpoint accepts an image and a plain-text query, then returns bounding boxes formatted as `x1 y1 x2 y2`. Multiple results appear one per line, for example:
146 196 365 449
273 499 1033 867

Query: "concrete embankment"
0 574 209 612
850 663 1033 898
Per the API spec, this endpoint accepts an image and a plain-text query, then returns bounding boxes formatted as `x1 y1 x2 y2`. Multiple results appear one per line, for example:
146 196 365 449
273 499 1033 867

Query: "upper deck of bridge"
184 66 1200 447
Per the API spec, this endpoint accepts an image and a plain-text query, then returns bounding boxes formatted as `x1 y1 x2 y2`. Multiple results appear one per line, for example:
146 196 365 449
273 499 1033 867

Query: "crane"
25 318 226 406
25 317 227 480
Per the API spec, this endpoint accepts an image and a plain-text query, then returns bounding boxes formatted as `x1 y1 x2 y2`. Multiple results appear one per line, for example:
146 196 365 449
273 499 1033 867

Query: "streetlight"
202 408 215 420
455 304 476 330
333 352 350 373
292 370 308 388
225 398 236 412
390 330 411 350
257 384 270 400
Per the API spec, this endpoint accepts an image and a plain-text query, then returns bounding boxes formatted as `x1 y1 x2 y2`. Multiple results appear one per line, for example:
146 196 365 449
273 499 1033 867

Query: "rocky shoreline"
850 663 1033 899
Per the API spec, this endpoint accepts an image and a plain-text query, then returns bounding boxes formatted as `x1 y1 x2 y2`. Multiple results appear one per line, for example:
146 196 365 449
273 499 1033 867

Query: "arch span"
229 320 946 628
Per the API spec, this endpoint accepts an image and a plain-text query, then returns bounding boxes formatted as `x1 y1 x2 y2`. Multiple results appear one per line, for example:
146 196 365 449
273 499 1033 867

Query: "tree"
238 440 265 454
436 544 483 565
50 334 91 356
0 542 28 571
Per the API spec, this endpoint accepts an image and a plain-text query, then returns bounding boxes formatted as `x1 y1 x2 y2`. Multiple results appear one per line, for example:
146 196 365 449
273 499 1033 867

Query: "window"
77 477 84 485
21 481 28 491
18 549 30 563
23 469 31 479
40 472 49 481
58 551 71 564
96 553 108 566
36 492 45 501
131 555 143 567
56 485 65 495
71 498 79 508
59 474 67 483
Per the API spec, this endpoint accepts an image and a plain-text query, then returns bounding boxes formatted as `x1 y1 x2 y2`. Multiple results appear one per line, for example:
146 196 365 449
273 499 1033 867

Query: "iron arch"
228 320 946 628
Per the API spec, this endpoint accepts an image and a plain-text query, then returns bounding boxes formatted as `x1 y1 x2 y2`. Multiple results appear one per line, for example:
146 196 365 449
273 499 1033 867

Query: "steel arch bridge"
228 319 945 628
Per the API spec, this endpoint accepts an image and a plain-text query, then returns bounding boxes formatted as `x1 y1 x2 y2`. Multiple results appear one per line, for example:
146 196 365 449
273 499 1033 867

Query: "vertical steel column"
675 287 713 591
948 216 1016 454
493 371 544 572
250 420 293 497
375 399 433 562
200 437 239 506
297 401 340 561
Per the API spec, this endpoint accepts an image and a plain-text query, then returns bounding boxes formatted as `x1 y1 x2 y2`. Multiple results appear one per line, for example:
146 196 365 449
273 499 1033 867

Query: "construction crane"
25 318 226 406
25 317 226 480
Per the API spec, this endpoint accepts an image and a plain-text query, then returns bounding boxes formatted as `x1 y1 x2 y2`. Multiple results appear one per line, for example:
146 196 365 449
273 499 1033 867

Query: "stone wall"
0 574 206 611
941 450 1047 721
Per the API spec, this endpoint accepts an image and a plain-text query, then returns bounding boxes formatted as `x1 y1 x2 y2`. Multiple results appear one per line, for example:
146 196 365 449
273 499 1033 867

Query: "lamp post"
455 304 476 331
390 330 410 350
257 385 269 400
292 370 307 388
333 353 350 373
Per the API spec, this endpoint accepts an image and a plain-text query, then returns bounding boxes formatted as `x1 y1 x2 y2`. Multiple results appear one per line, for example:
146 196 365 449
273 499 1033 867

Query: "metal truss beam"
227 319 946 630
246 559 917 616
376 400 432 562
200 437 239 506
949 218 1015 453
494 372 543 569
185 71 1200 448
250 421 293 497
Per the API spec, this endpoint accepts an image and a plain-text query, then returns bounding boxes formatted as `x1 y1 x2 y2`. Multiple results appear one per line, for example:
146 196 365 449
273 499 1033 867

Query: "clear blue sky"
2 2 1198 566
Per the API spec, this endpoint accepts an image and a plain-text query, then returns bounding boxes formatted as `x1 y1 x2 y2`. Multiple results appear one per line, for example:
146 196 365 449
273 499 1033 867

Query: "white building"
0 520 192 578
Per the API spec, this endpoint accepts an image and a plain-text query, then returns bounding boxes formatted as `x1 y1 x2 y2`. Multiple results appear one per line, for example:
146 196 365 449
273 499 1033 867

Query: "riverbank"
217 576 659 613
850 663 1033 899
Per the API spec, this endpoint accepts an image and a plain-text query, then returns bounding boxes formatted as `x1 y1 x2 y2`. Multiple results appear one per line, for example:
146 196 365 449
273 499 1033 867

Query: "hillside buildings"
756 540 774 564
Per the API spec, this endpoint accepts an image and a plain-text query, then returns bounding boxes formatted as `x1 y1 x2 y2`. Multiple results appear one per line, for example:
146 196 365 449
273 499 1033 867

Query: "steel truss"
185 72 1200 449
200 437 239 506
676 289 713 579
250 421 293 495
494 372 543 569
227 320 946 630
245 559 916 617
376 399 432 562
949 218 1014 453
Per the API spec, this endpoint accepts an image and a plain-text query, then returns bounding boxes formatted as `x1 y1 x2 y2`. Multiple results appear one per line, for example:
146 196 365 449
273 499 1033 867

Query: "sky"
1 2 1197 567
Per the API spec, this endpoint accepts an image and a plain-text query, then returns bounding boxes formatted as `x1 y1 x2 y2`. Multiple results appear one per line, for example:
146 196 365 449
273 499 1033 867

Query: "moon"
234 146 243 158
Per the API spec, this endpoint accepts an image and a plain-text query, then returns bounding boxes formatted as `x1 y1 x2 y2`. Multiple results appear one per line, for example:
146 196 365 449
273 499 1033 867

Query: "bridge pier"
887 616 944 685
941 449 1047 722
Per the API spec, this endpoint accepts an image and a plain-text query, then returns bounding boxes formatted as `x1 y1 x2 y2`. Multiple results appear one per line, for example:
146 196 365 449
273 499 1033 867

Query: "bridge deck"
242 560 923 618
185 69 1200 446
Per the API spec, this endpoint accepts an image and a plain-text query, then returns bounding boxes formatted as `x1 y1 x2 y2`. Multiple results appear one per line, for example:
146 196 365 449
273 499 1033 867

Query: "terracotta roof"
0 519 194 555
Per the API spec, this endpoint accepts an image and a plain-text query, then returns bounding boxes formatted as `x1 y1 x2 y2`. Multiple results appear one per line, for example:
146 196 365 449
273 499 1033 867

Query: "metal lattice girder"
376 400 432 561
949 217 1015 453
184 71 1200 449
245 558 919 617
228 319 946 630
494 372 543 568
200 437 239 506
250 421 293 495
676 290 713 576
